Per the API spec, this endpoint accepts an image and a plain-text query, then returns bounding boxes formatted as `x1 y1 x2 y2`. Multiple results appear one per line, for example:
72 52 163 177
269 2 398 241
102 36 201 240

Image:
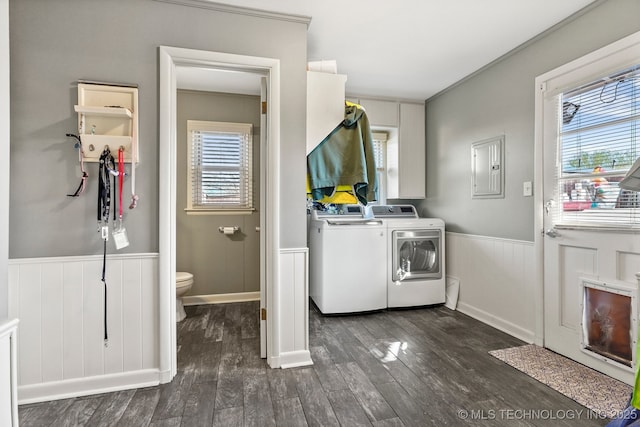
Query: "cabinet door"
359 98 398 127
306 71 347 154
398 103 425 198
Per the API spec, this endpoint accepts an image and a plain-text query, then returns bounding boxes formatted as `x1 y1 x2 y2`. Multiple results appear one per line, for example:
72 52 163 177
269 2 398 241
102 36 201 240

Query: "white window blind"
557 64 640 227
187 120 253 211
372 131 388 204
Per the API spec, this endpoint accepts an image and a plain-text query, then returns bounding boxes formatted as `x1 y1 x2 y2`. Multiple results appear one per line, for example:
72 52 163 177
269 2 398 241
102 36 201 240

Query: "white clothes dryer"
308 205 387 314
372 205 446 308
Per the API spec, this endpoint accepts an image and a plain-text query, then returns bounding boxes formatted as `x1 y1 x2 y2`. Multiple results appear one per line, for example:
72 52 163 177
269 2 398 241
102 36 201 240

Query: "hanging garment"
307 102 378 205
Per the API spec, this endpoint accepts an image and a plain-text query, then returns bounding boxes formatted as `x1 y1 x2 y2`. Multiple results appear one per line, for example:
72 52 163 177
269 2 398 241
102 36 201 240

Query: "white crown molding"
153 0 311 27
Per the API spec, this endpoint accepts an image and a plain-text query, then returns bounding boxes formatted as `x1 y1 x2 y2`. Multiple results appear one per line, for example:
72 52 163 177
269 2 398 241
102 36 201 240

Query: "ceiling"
178 0 598 101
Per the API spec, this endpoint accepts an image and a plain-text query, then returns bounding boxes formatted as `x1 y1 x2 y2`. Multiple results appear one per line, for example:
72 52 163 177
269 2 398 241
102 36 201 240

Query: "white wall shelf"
75 82 139 163
74 105 133 119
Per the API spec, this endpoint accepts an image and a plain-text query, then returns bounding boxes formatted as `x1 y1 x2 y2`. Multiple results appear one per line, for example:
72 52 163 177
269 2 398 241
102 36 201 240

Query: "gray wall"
9 0 308 258
420 0 640 242
176 90 260 295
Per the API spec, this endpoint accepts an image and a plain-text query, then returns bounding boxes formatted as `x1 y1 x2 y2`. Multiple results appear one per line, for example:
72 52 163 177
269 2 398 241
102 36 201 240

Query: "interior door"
259 76 267 358
540 61 640 384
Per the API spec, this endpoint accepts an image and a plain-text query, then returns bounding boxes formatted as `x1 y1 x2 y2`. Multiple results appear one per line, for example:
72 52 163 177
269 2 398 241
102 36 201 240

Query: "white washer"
308 205 387 314
372 205 446 308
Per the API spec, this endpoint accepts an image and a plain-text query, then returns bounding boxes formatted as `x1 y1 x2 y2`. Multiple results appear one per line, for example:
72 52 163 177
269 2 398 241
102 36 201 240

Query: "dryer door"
392 229 441 281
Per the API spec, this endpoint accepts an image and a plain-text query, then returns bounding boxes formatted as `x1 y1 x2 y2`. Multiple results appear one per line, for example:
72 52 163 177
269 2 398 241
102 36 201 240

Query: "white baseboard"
158 369 172 384
457 301 535 344
276 350 313 369
182 291 260 306
18 369 161 405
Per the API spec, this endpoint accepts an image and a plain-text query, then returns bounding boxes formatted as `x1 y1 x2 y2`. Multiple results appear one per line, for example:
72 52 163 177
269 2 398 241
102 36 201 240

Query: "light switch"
523 181 533 197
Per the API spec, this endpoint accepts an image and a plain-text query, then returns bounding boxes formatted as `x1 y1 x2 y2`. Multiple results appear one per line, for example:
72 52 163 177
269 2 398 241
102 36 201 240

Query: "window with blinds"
187 120 253 212
372 131 388 204
557 64 640 227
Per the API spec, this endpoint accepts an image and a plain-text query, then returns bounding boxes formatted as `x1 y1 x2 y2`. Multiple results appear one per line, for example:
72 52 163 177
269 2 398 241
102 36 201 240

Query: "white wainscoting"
0 318 18 427
276 248 313 368
8 253 160 404
446 232 536 343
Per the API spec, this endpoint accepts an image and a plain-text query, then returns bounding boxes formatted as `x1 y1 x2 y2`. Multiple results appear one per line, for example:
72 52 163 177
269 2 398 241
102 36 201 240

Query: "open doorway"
175 75 263 361
159 46 281 381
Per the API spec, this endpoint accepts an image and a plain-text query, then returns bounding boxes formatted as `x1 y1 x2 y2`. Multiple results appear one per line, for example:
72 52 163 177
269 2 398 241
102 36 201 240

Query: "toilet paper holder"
218 226 240 235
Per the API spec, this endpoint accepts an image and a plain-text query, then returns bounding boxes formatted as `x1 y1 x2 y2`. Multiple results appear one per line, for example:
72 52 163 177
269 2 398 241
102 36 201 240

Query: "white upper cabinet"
328 93 426 199
357 98 398 127
349 97 426 199
306 71 347 154
394 102 425 199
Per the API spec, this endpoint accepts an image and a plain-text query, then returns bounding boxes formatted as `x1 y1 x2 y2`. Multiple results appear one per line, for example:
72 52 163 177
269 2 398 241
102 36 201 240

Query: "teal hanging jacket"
307 103 378 205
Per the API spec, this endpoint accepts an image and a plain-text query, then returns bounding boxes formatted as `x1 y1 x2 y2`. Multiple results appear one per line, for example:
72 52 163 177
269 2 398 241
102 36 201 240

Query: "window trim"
185 120 254 215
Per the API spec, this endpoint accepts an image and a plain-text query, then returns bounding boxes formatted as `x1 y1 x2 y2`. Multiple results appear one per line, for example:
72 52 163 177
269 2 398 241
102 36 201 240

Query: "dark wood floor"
18 301 608 426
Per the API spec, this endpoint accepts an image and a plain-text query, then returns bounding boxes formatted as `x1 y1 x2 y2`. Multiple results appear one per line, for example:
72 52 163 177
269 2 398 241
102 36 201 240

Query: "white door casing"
535 30 640 385
159 46 281 379
260 76 267 358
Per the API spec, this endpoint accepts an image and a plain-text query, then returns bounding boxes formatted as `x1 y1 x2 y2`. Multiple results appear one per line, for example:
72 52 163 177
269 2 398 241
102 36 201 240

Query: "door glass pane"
557 64 640 227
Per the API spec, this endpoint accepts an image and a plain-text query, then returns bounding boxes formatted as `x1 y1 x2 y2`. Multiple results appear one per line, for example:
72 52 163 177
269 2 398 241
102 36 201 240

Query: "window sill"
184 208 255 216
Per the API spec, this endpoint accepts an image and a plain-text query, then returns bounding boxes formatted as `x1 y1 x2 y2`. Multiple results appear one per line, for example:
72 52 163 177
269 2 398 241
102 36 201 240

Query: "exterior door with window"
538 35 640 384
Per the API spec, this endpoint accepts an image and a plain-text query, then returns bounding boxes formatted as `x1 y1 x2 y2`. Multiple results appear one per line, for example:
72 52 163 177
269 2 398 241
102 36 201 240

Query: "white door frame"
159 46 281 380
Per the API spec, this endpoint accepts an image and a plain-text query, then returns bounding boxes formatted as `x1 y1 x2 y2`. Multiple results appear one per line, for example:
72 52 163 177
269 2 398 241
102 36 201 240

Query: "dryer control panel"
371 205 417 218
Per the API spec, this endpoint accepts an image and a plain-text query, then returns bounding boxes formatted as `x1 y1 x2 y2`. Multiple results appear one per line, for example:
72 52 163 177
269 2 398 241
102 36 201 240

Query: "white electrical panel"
471 135 504 199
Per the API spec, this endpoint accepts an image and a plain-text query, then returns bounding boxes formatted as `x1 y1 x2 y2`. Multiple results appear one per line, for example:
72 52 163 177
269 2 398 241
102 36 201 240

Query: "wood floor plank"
50 395 103 427
336 361 397 422
241 337 267 370
243 370 276 426
341 340 396 385
240 300 260 339
327 389 374 426
376 378 436 427
384 311 426 337
361 316 394 340
152 368 196 421
149 416 182 427
180 381 217 427
293 367 340 427
117 387 161 427
85 389 136 426
215 371 244 409
309 345 333 365
218 349 243 376
212 406 244 427
20 398 75 427
273 397 309 427
372 417 407 427
315 363 349 392
266 367 298 401
194 339 222 383
204 303 226 341
318 324 354 363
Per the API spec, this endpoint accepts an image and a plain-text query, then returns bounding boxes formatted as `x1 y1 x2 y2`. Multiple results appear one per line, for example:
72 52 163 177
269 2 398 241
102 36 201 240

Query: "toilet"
176 272 194 322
